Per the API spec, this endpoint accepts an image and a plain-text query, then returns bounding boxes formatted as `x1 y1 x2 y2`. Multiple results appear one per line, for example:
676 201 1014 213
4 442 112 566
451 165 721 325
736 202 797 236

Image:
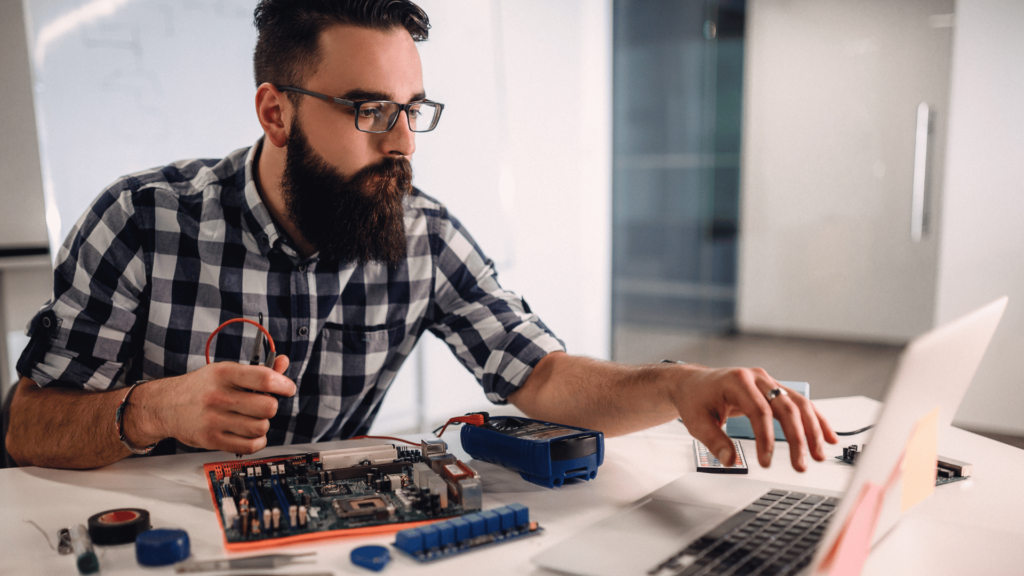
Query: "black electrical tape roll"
87 508 151 545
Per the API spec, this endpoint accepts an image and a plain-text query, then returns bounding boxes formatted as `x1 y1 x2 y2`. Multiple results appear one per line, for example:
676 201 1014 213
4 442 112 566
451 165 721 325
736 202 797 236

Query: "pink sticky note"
900 406 939 512
819 481 883 576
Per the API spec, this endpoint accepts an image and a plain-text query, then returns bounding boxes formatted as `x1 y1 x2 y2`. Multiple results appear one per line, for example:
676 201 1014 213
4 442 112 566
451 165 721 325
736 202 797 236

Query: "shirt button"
298 326 309 337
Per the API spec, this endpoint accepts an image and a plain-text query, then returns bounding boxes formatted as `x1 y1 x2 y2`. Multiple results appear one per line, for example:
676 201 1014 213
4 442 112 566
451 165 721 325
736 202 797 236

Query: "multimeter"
459 416 604 488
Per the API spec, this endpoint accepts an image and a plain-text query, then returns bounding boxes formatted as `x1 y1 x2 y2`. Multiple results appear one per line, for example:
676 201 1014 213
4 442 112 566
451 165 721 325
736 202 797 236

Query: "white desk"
2 397 1023 575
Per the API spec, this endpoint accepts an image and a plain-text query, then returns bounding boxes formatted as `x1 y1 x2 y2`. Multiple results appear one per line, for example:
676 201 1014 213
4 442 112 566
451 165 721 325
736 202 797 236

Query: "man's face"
280 24 424 264
290 24 424 185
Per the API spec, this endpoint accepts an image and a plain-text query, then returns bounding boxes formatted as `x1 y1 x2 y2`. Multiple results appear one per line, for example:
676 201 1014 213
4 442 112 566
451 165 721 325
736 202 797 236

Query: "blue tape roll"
135 528 190 566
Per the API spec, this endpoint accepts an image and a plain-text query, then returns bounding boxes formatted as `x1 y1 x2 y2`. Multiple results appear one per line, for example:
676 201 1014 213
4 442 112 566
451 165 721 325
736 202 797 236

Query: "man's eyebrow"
341 89 429 103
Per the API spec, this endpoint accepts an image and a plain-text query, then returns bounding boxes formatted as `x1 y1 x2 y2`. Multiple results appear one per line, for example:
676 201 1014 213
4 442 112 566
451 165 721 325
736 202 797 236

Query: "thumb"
690 420 737 467
272 354 290 374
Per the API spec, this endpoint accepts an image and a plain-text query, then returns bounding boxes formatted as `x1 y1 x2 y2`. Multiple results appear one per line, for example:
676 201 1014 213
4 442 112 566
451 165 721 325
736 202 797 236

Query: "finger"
214 431 268 455
686 416 739 467
723 371 775 468
787 391 828 461
225 390 279 420
769 393 809 471
224 363 296 397
814 404 840 444
219 412 271 440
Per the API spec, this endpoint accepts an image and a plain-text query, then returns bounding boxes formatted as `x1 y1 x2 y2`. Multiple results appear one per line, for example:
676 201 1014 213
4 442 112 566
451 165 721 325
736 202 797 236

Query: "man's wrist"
119 379 166 451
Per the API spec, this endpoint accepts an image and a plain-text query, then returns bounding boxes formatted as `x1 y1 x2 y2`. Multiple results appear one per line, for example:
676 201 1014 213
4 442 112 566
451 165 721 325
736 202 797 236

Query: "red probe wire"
435 414 486 437
205 318 276 365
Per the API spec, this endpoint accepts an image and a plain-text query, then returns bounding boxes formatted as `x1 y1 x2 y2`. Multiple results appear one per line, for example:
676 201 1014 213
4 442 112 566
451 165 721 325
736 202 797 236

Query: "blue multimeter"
459 416 604 488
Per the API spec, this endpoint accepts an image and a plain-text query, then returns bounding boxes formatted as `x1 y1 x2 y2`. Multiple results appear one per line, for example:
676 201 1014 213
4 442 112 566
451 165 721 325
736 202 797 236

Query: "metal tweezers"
175 552 317 572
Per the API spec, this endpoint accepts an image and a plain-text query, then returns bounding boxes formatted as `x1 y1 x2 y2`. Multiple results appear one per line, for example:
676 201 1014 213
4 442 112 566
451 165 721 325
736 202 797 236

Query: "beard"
280 118 412 266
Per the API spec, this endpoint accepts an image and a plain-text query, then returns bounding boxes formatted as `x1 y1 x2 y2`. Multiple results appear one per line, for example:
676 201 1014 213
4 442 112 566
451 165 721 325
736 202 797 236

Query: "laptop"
533 296 1008 576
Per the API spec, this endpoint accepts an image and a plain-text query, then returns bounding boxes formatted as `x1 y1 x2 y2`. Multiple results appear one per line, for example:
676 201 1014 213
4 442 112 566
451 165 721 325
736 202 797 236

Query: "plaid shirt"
17 139 564 445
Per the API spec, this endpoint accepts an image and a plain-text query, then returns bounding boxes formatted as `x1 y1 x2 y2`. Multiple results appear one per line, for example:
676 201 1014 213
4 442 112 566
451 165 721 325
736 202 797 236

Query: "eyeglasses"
278 86 444 133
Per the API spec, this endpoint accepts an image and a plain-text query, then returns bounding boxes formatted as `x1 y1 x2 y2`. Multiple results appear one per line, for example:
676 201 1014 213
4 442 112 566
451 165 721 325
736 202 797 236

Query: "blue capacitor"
135 529 190 566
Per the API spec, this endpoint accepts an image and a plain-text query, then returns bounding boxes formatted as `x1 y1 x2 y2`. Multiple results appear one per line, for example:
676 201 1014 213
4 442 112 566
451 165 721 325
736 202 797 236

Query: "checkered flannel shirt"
17 138 565 445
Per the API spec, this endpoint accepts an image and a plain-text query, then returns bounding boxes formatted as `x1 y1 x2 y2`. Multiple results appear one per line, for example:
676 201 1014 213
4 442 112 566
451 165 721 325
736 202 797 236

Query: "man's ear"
255 83 290 148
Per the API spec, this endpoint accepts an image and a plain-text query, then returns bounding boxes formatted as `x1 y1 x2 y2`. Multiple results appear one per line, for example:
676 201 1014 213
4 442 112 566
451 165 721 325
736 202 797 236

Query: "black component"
87 509 152 545
307 474 319 485
550 435 600 462
282 484 298 507
318 471 326 484
296 465 308 477
485 416 529 432
302 492 312 507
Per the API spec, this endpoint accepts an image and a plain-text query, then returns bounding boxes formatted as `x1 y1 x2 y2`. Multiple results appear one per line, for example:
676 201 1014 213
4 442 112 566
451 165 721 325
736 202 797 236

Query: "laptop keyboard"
648 489 838 576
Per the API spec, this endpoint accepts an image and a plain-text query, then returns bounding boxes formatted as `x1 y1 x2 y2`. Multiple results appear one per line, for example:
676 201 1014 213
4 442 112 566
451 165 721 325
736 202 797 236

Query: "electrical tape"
87 508 151 545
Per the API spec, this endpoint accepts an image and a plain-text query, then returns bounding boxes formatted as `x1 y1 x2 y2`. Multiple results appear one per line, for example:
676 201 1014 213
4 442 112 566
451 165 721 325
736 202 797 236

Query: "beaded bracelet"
115 380 157 455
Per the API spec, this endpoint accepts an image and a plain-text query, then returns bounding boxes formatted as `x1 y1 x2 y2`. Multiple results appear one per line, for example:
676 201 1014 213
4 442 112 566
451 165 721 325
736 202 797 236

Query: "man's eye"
358 106 384 119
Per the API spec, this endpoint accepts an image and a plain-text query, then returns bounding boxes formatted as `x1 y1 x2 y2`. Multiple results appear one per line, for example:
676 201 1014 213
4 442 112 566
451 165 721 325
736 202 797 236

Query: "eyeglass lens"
357 101 440 133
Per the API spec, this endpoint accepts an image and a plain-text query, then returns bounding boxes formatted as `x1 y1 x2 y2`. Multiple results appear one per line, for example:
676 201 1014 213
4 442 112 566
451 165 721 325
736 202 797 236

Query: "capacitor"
272 508 281 530
251 517 260 535
302 492 312 507
318 471 326 484
289 505 297 528
298 506 308 527
263 509 271 530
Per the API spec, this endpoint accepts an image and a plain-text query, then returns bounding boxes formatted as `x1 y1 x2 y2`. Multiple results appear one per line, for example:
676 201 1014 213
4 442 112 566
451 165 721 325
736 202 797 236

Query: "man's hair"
253 0 430 91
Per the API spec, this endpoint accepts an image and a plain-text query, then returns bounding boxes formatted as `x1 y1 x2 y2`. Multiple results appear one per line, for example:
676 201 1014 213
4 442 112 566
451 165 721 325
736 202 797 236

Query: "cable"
835 425 873 436
435 414 486 437
349 435 421 447
205 318 275 365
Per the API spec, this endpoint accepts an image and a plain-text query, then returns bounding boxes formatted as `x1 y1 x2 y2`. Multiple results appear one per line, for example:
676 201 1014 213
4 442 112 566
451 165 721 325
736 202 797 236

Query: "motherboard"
204 439 482 551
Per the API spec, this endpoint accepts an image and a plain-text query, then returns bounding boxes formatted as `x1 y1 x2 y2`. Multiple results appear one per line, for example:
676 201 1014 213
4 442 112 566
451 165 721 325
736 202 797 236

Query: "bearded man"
6 0 836 471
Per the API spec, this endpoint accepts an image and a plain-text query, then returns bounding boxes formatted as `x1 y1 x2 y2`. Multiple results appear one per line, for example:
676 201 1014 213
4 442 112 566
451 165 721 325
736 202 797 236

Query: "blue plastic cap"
351 545 391 572
480 510 501 534
420 524 440 550
394 527 424 555
135 529 190 566
437 522 455 547
495 506 516 531
463 513 486 537
507 503 529 527
450 517 471 542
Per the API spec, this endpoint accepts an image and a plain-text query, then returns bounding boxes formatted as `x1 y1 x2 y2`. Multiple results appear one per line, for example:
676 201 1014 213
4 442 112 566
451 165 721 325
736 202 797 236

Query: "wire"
835 425 873 436
349 435 420 447
435 414 486 437
205 318 275 365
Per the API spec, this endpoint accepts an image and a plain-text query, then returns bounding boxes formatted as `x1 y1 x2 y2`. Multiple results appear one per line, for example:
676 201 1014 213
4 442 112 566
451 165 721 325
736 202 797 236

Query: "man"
6 0 837 471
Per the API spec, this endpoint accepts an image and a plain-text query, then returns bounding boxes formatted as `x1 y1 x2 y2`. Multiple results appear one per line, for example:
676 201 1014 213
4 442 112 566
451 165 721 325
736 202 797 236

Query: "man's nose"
382 110 416 157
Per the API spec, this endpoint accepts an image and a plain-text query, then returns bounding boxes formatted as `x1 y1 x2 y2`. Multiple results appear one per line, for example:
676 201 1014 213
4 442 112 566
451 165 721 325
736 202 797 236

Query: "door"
737 0 954 342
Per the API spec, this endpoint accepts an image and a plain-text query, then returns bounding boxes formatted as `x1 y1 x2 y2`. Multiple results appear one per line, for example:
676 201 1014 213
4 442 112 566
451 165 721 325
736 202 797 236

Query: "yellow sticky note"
900 406 939 512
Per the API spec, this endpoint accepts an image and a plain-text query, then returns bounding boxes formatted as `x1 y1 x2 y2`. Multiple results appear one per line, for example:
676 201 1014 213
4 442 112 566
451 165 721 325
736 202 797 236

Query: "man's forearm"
5 377 161 469
509 352 692 437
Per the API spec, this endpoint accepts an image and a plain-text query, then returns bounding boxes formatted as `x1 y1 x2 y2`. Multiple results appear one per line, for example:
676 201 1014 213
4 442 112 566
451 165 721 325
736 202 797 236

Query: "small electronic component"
459 416 604 488
69 524 99 575
135 528 190 566
204 441 482 550
836 445 973 486
693 439 748 474
351 545 391 572
393 503 541 562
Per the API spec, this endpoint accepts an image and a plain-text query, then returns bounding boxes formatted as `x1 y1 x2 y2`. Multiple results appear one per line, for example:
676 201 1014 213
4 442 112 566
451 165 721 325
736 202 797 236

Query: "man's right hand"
127 356 296 455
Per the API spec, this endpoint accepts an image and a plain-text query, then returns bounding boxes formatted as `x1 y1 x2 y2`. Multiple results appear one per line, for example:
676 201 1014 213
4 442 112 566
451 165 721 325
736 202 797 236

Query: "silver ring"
766 388 788 402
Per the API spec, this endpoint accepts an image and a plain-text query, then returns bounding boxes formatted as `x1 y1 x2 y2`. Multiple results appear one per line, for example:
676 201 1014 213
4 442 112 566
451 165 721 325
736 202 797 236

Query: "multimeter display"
460 417 604 488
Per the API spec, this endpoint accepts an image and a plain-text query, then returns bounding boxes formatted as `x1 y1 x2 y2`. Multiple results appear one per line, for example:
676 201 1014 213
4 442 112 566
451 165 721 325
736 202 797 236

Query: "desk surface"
2 397 1023 576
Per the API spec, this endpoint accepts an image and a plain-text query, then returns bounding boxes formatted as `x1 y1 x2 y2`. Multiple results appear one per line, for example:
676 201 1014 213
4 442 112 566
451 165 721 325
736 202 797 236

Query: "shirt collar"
242 136 301 260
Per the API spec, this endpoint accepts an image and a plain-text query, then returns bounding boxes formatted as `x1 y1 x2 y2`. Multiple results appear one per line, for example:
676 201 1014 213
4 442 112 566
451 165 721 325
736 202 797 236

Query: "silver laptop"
533 297 1007 576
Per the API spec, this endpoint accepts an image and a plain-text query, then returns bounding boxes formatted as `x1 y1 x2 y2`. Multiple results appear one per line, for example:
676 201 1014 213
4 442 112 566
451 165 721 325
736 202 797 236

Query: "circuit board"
204 439 482 551
835 444 972 487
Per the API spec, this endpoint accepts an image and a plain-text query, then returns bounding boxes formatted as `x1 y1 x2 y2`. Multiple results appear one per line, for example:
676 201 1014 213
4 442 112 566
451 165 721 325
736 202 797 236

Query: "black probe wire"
834 425 873 436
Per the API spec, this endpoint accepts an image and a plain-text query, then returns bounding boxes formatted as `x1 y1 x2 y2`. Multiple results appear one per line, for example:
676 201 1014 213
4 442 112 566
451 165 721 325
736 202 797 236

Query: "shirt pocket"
316 322 405 414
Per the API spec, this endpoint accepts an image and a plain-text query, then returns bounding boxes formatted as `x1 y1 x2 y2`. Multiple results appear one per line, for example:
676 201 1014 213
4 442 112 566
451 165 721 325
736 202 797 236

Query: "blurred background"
1 0 1021 448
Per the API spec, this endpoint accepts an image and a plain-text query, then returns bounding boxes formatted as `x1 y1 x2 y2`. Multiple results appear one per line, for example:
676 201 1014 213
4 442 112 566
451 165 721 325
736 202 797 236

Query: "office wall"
937 0 1024 436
